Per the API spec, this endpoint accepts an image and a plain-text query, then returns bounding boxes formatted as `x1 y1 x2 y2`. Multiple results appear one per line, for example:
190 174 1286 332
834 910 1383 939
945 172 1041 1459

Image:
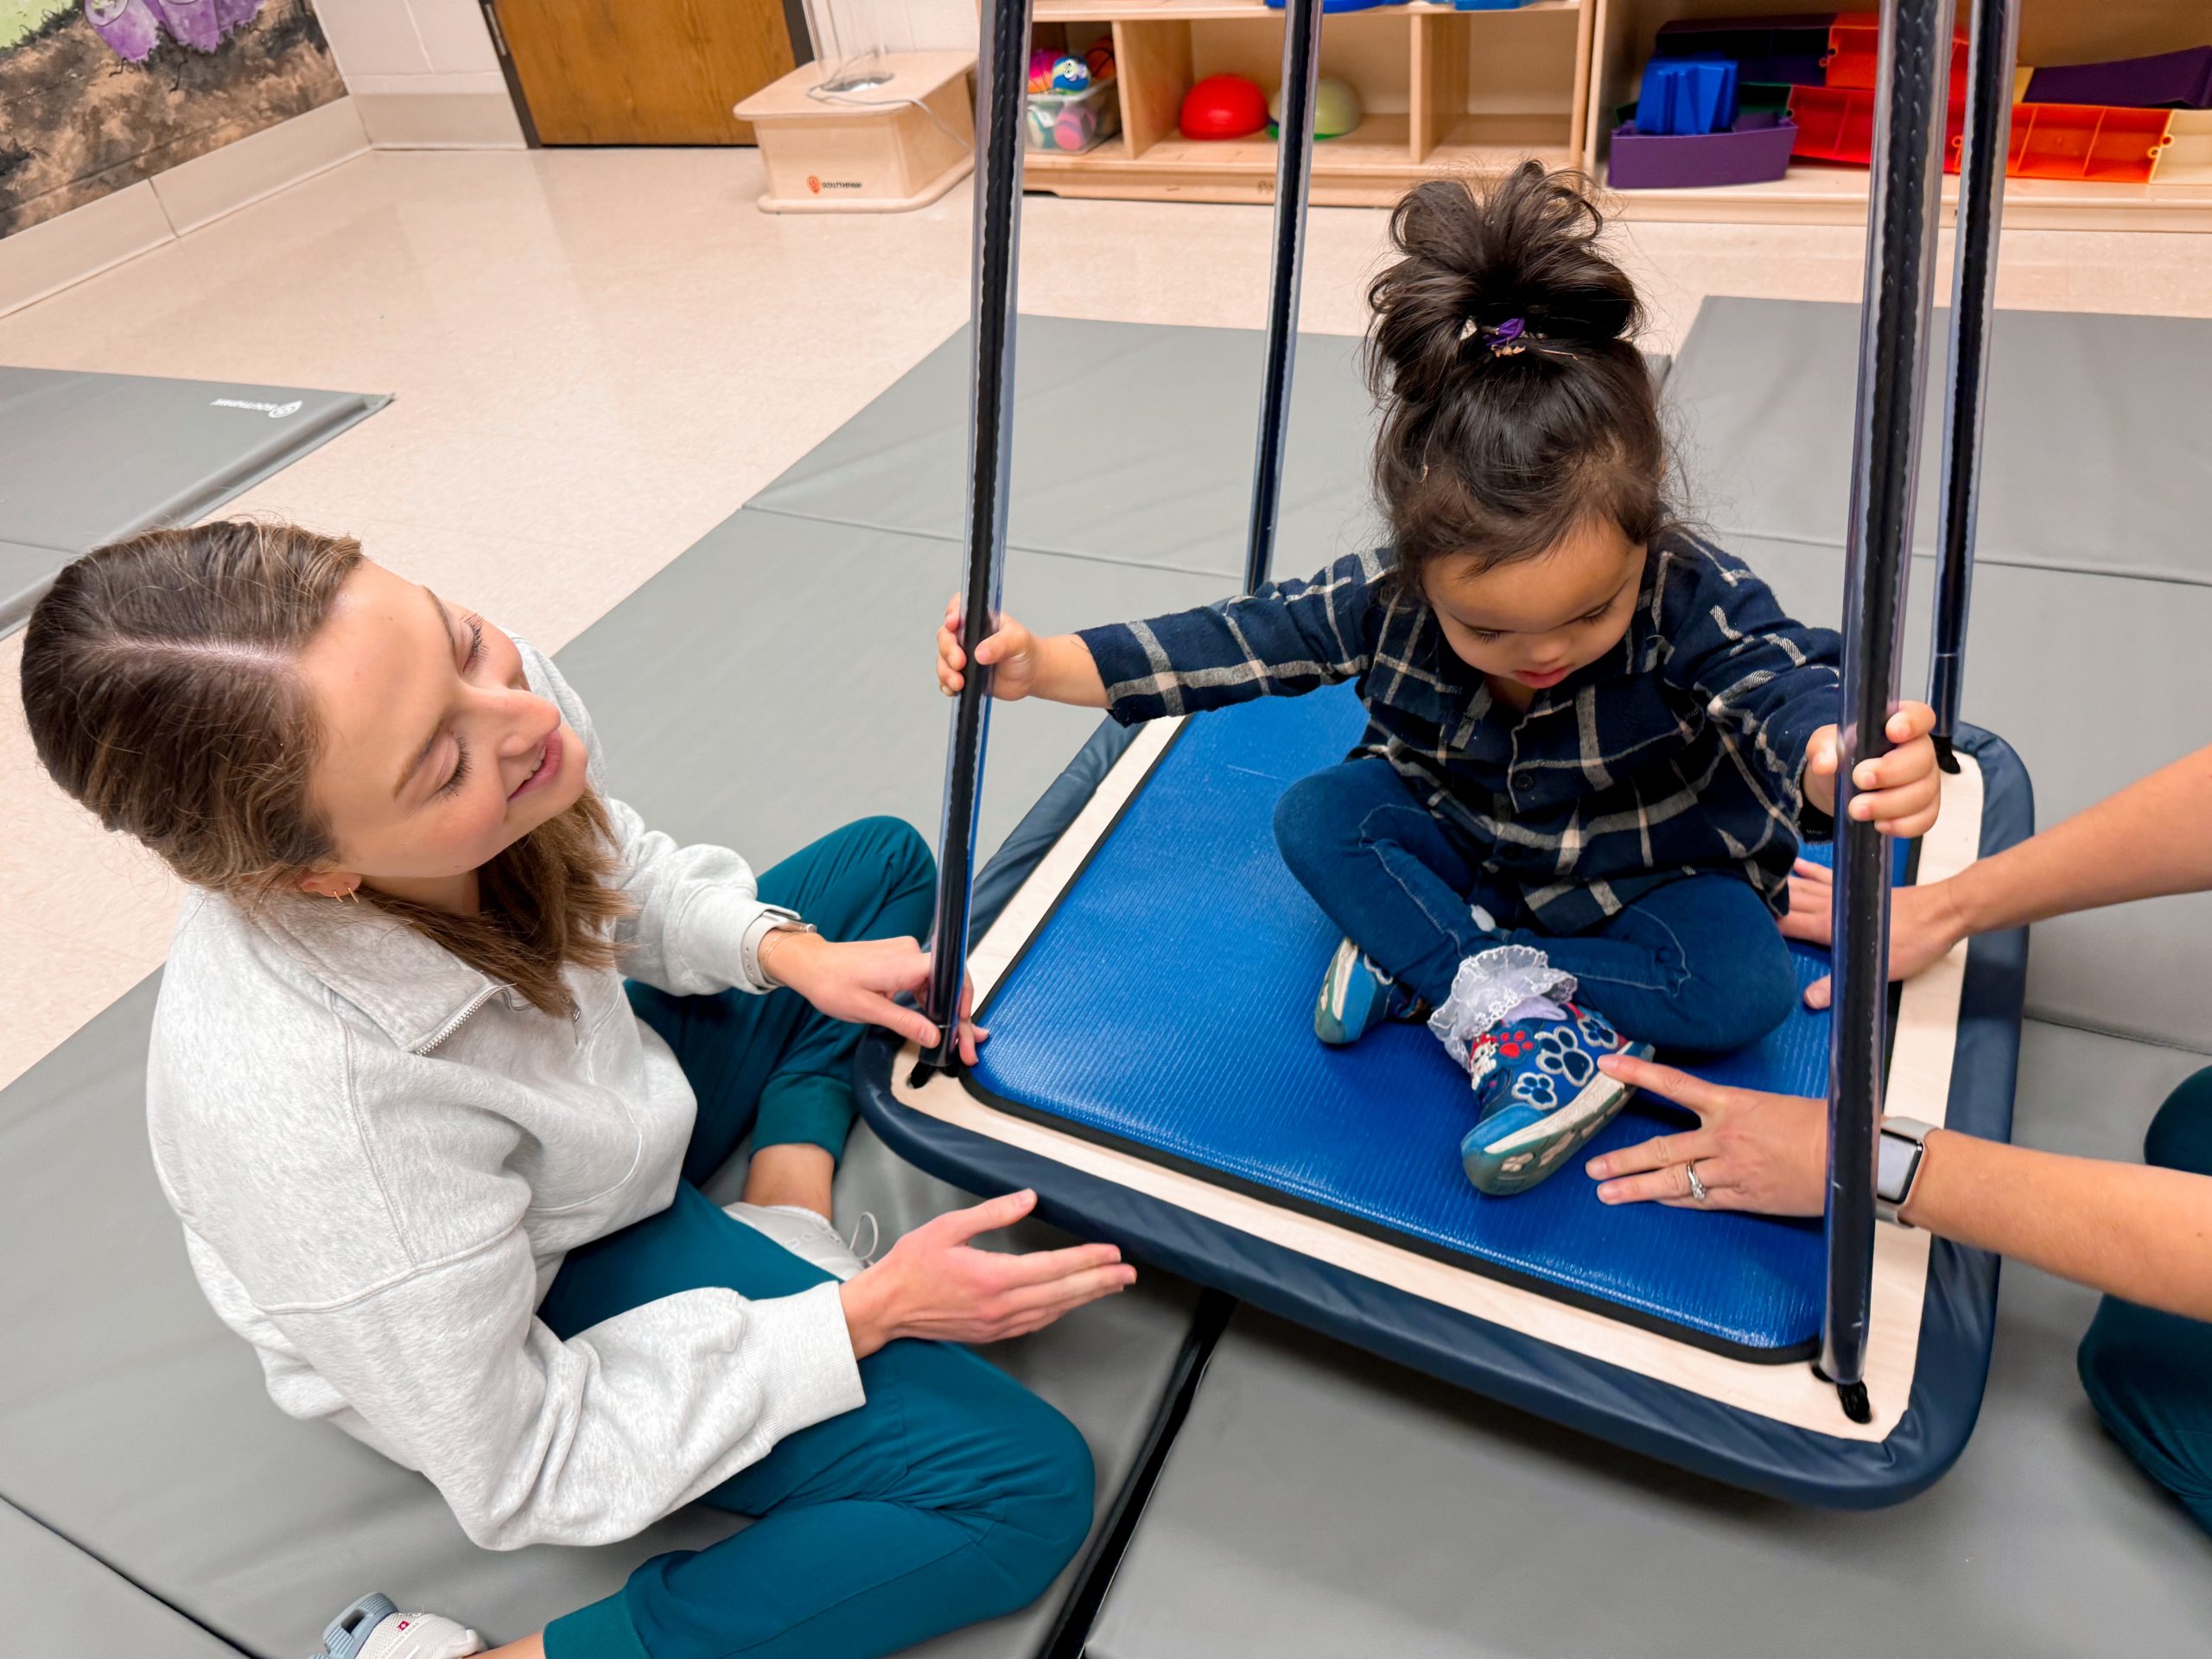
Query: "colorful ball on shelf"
1085 41 1116 81
1027 47 1058 93
1268 75 1363 139
1050 55 1090 93
1179 73 1269 141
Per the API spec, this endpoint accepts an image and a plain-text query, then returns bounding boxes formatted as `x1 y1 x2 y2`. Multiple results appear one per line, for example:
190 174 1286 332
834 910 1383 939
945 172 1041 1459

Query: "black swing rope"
1821 0 2012 1424
1929 0 2020 764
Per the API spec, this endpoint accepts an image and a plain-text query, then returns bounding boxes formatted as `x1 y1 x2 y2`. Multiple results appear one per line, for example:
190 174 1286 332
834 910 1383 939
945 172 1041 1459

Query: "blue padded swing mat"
968 683 1904 1361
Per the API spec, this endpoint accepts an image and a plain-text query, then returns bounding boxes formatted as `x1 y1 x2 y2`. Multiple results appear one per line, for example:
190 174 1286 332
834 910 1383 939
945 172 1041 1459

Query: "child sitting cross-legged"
936 165 1940 1194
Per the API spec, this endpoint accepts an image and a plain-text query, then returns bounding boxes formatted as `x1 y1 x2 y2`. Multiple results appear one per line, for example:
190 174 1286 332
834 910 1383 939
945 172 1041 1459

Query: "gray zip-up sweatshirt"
145 642 865 1551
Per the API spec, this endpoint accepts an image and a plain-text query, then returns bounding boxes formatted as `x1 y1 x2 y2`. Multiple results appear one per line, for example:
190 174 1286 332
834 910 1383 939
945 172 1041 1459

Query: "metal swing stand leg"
1819 0 1954 1425
924 0 1327 1065
921 0 1033 1075
1928 0 2019 766
1244 0 1325 596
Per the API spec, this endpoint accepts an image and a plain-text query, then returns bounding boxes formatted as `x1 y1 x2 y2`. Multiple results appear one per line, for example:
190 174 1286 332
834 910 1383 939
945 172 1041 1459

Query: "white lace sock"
1427 944 1579 1069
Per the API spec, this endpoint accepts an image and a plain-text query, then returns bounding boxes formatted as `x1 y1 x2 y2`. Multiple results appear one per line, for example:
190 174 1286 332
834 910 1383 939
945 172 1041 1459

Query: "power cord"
804 72 978 158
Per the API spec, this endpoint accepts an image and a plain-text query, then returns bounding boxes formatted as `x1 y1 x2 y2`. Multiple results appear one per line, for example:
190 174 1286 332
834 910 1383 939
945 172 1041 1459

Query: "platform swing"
857 0 2034 1506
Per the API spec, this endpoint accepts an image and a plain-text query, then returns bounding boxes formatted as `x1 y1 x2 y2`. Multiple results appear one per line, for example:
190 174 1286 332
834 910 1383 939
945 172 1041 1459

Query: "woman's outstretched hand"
1778 857 1967 1009
760 931 984 1065
1584 1054 1827 1216
840 1190 1137 1358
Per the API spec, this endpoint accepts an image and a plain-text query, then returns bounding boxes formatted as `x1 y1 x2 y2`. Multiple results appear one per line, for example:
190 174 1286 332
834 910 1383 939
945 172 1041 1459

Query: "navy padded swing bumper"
859 706 2031 1505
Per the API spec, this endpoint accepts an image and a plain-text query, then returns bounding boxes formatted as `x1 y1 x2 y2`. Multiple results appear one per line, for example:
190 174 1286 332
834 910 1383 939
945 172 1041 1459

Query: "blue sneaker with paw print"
1458 1002 1652 1197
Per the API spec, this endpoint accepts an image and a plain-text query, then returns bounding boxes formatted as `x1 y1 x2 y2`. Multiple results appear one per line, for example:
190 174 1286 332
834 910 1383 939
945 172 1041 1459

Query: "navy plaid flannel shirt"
1077 535 1842 934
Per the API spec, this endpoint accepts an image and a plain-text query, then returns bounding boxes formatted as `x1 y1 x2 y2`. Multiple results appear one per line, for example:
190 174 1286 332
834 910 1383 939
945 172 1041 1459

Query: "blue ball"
1049 57 1090 94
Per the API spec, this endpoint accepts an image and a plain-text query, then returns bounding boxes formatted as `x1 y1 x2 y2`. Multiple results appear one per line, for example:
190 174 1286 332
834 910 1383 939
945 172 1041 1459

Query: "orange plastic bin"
1787 85 2174 184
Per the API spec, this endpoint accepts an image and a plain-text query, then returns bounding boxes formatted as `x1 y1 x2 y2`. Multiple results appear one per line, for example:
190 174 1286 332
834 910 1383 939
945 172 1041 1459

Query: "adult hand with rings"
1583 1052 1828 1216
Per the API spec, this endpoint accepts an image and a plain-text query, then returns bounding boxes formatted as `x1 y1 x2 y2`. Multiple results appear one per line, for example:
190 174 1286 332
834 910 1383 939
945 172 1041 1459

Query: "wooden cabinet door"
492 0 797 144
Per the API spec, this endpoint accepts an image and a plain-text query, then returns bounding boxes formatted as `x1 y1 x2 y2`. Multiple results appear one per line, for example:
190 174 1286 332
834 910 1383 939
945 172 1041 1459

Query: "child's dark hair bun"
1368 163 1639 407
1364 163 1671 578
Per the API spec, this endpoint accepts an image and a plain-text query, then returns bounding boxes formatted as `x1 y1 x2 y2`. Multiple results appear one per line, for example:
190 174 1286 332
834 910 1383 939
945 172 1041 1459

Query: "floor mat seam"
2024 1011 2212 1060
0 1494 257 1658
1695 526 2212 591
739 501 1243 584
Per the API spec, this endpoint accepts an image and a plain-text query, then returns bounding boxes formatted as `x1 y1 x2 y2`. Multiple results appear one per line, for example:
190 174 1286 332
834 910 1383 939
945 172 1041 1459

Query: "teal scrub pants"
538 818 1096 1659
2076 1065 2212 1535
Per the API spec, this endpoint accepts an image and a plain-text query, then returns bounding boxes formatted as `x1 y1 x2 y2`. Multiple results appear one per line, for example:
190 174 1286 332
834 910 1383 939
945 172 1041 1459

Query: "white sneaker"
310 1594 483 1659
726 1201 876 1281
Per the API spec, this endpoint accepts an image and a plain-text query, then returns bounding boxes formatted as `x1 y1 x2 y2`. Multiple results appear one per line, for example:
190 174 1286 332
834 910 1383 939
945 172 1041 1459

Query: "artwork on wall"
0 0 346 238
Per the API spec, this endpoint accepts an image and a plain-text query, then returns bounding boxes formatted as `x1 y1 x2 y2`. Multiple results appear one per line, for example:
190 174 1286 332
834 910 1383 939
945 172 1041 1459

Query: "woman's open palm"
1780 857 1964 1009
840 1191 1136 1357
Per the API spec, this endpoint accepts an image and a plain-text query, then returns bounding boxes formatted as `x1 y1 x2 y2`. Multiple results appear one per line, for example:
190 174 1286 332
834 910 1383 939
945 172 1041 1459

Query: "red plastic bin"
1787 85 2176 184
1822 11 1966 100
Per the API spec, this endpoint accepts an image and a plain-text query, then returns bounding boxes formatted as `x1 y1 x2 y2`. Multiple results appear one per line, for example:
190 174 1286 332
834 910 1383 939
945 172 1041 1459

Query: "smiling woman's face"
295 560 587 900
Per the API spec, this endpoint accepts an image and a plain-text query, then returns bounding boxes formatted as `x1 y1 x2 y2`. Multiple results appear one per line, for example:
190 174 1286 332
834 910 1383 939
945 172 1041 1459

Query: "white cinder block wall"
313 0 525 149
845 0 980 53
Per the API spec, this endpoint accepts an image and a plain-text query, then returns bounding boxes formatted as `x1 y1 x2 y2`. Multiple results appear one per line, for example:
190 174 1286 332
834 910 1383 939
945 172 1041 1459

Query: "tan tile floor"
4 145 2209 1087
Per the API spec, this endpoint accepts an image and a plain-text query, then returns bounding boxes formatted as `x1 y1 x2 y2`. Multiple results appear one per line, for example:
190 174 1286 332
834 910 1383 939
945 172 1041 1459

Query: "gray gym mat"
1088 1020 2212 1659
748 316 1388 582
747 318 1668 588
1662 297 2212 1053
1666 297 2212 588
553 513 1224 871
0 1500 241 1659
10 301 2203 1651
0 366 388 634
0 518 1222 1656
1729 528 2212 1054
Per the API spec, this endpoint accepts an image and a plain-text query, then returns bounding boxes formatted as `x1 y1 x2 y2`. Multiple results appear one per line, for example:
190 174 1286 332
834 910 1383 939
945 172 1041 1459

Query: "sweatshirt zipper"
413 984 506 1055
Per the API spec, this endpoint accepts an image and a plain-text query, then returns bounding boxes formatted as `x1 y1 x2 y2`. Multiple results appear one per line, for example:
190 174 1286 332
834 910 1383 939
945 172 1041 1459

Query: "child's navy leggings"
539 817 1095 1659
1274 757 1799 1052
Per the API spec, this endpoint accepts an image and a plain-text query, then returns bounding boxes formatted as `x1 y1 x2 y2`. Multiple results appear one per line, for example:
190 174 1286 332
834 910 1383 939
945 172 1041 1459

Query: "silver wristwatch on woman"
1875 1116 1936 1227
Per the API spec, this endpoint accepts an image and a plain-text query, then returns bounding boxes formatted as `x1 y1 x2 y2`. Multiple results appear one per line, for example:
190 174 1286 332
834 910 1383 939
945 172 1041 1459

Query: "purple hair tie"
1486 317 1532 357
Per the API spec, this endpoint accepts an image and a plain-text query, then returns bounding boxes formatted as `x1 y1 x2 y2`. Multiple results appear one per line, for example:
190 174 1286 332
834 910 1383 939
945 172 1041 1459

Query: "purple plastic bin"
1608 111 1798 190
2025 46 2212 111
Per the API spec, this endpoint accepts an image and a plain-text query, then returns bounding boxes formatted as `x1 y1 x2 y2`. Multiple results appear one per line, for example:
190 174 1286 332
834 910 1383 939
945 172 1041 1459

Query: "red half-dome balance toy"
1180 74 1269 140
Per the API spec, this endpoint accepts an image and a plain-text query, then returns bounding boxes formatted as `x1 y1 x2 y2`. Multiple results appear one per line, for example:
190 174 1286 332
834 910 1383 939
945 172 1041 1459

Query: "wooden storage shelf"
1022 0 2210 227
1586 0 2212 230
1021 0 1592 206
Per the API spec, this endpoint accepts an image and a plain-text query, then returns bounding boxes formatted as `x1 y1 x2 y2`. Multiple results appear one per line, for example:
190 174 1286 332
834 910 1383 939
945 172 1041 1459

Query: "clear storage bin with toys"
1025 41 1121 155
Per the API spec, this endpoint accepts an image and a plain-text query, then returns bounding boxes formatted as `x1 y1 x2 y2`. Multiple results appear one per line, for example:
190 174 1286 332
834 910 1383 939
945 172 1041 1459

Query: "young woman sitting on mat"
19 523 1134 1659
936 163 1941 1194
1588 742 2212 1530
